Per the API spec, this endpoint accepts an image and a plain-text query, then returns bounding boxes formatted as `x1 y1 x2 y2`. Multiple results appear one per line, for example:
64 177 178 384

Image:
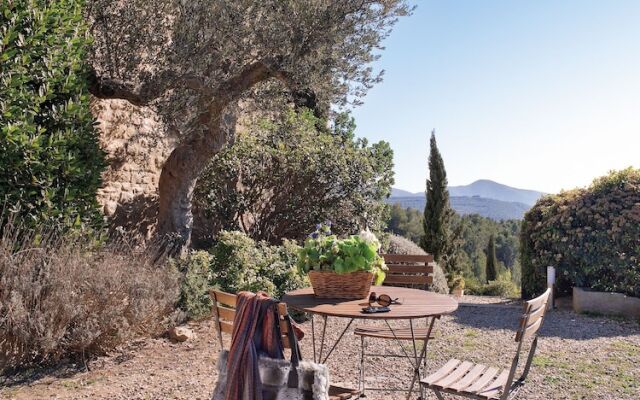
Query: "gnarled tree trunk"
157 111 237 251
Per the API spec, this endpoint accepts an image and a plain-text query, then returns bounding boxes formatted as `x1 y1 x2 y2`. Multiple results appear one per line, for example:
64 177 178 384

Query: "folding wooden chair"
209 289 294 350
209 289 359 400
421 288 552 400
354 254 435 397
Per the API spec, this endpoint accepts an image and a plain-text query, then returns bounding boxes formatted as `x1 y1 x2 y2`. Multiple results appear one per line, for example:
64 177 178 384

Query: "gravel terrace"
2 297 639 400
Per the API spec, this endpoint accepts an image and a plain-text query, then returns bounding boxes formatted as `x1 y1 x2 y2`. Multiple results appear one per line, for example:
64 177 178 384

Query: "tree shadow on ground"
0 338 148 388
450 304 640 340
0 362 85 388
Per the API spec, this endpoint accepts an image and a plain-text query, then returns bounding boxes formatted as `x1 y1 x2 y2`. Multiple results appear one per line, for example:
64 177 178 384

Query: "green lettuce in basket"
297 222 387 285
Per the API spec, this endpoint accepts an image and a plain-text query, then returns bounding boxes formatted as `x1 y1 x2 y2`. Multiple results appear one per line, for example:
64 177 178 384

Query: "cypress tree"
485 234 498 282
420 131 456 273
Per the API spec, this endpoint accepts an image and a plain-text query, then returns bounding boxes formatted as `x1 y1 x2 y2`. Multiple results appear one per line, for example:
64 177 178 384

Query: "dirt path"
2 300 639 399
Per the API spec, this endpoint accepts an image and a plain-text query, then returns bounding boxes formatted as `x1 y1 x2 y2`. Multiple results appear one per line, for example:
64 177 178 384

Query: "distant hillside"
391 188 420 197
392 179 544 206
448 179 544 206
386 196 531 221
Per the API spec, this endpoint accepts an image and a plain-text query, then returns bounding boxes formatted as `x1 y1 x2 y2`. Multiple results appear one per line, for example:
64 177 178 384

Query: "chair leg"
433 389 446 400
359 335 366 397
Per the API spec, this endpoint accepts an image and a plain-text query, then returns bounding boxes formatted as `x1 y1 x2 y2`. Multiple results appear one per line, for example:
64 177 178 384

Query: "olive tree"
87 0 411 248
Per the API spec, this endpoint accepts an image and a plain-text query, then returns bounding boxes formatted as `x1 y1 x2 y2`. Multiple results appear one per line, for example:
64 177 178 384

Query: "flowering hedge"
520 168 640 298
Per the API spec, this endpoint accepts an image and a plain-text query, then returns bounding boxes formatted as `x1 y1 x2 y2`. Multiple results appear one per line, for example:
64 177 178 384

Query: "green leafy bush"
297 223 387 285
210 231 308 299
193 109 393 245
464 272 520 298
482 278 520 298
174 251 213 320
521 168 640 298
175 232 308 319
1 0 105 228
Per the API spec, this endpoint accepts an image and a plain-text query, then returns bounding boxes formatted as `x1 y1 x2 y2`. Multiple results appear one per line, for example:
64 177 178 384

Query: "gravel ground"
2 298 639 400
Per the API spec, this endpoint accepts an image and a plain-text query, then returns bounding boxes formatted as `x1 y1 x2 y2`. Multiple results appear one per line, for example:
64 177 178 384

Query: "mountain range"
388 180 545 220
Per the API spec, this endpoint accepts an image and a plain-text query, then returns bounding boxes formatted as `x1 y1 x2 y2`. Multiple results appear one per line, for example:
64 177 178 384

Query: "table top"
282 286 458 320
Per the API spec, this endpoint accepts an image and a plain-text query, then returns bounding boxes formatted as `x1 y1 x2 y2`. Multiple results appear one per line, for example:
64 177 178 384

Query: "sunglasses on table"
368 292 402 307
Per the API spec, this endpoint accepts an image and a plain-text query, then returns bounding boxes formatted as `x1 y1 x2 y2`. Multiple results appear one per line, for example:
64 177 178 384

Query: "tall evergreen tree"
421 131 459 276
485 234 499 282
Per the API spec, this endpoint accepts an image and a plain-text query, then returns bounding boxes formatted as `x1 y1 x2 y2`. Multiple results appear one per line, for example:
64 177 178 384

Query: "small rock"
168 326 194 342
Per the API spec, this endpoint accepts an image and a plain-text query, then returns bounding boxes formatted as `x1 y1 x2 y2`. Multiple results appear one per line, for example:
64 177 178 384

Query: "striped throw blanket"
225 291 284 400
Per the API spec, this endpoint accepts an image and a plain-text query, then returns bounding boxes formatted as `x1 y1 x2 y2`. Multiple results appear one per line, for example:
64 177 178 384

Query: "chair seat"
421 359 510 400
354 326 435 340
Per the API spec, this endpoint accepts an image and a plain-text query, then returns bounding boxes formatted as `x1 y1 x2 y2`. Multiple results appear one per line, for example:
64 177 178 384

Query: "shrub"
384 234 449 294
482 279 520 298
175 251 213 320
464 272 520 298
463 277 484 295
0 224 180 372
0 0 105 229
193 109 393 245
210 231 308 299
521 168 640 298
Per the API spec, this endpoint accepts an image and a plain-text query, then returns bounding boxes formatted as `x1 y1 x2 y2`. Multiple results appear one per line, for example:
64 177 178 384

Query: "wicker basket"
307 270 374 299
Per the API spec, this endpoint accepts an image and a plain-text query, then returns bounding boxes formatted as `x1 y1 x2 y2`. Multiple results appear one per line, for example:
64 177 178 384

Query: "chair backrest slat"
209 289 293 349
383 275 433 285
515 289 551 342
382 253 434 290
383 254 435 263
518 317 544 341
219 320 234 335
217 305 235 322
212 290 237 307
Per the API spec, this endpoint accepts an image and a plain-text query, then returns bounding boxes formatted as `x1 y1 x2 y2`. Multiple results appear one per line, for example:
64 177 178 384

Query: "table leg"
311 315 355 365
321 318 354 364
311 314 317 362
318 315 328 362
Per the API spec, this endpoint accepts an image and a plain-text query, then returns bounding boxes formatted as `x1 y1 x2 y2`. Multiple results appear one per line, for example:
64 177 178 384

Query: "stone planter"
452 287 464 298
572 287 640 319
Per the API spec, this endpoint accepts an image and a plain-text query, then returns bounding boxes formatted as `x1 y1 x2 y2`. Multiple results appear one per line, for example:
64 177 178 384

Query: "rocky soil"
2 297 639 400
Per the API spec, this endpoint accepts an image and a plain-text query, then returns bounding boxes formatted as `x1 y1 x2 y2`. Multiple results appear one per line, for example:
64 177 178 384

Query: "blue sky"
352 0 640 194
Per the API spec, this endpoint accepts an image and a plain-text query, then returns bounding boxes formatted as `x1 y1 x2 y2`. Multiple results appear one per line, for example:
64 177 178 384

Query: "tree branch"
87 69 207 106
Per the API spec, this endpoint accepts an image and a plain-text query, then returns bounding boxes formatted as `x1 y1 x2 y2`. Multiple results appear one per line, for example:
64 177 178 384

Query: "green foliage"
174 251 213 320
482 278 520 297
0 0 105 228
451 275 465 290
388 201 521 290
388 203 423 243
175 231 310 318
297 223 387 285
194 109 393 245
210 231 308 299
485 234 498 282
521 168 640 298
465 271 520 298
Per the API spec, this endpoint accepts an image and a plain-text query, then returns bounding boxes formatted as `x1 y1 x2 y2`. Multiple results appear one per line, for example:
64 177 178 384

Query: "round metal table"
283 286 458 399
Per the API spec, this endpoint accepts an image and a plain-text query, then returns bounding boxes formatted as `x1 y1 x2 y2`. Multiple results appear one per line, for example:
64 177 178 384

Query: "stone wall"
92 98 180 238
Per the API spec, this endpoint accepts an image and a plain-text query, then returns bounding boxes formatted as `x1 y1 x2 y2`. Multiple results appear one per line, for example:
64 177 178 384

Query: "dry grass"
0 222 180 373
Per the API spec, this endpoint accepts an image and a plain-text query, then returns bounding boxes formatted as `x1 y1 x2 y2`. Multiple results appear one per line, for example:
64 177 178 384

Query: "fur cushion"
212 350 329 400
